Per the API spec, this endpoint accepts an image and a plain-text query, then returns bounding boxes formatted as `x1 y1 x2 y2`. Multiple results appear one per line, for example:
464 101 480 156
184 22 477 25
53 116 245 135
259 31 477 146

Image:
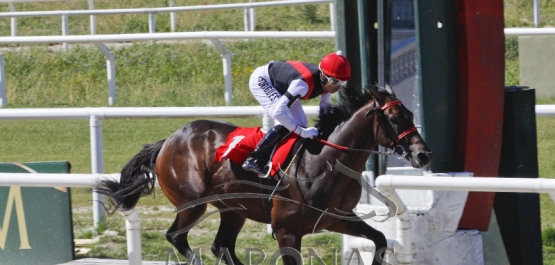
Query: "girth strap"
259 177 273 224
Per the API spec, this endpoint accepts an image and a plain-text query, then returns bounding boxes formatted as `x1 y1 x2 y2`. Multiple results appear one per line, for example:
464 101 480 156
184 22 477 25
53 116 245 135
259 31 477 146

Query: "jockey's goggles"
321 71 347 86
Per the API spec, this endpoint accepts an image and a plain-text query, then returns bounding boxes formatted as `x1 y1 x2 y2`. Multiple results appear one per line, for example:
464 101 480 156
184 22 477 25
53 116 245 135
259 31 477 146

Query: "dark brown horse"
99 85 432 265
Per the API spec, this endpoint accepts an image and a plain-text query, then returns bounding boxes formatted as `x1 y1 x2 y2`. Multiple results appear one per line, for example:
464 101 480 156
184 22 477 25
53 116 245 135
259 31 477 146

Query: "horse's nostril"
418 152 433 162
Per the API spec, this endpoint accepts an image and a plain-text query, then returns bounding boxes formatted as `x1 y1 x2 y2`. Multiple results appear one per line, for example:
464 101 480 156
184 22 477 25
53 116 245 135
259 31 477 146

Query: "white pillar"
9 3 16 37
94 43 116 106
534 0 541 27
88 0 96 35
90 115 105 228
249 0 256 31
210 39 233 105
169 0 176 32
148 11 156 33
62 14 69 51
122 209 142 265
0 54 6 107
243 7 251 32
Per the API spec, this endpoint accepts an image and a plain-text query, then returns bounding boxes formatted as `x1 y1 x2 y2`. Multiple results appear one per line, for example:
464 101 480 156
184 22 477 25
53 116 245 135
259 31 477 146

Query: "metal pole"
0 54 5 107
169 0 176 32
95 43 116 106
90 115 105 229
249 0 256 31
210 39 233 105
148 11 156 33
8 3 16 37
62 14 69 50
357 0 370 87
534 0 540 27
243 7 251 32
88 0 96 35
377 0 387 175
122 209 142 265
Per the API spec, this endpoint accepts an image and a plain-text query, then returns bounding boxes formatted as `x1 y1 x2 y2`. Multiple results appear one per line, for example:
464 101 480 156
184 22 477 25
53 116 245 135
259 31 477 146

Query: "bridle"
375 100 417 142
315 99 417 158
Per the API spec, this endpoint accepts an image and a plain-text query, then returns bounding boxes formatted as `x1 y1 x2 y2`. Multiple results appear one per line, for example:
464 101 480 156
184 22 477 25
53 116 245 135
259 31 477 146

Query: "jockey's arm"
271 79 311 135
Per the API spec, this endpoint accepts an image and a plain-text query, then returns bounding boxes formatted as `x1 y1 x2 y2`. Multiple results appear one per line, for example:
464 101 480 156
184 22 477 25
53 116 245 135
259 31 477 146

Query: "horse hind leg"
211 210 247 265
166 204 208 265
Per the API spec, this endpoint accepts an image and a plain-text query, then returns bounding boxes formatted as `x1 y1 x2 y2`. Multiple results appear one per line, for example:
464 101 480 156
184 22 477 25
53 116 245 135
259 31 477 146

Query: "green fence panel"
0 161 74 265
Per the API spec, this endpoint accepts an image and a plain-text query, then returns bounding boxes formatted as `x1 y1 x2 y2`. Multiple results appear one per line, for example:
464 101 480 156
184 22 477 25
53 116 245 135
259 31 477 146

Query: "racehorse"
98 85 433 265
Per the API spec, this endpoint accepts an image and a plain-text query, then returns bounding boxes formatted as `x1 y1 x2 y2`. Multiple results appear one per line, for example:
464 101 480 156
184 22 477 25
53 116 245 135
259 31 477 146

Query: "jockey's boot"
242 125 289 176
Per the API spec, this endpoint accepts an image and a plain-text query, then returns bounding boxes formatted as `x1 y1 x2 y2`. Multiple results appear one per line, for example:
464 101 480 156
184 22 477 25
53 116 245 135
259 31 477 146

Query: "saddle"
214 127 299 178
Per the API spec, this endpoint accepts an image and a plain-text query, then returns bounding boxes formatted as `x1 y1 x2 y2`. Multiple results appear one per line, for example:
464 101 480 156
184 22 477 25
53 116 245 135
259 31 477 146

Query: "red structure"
455 0 506 230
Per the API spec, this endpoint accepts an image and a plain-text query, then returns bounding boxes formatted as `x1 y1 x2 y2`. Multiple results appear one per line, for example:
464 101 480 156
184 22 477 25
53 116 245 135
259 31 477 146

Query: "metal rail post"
0 54 5 107
88 0 96 34
169 0 176 32
148 11 156 33
90 115 106 229
62 14 69 50
249 0 256 31
9 3 16 36
94 42 117 106
210 39 233 105
534 0 540 27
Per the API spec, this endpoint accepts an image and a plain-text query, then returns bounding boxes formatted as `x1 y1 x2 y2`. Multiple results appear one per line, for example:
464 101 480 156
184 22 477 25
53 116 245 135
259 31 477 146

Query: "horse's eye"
389 116 398 124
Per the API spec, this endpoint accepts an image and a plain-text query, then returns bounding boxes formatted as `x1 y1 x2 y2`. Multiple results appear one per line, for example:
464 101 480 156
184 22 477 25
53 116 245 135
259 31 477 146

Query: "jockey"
242 51 351 176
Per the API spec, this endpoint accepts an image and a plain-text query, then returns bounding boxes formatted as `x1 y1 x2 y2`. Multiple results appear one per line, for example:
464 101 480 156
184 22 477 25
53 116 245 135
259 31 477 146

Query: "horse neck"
324 102 378 171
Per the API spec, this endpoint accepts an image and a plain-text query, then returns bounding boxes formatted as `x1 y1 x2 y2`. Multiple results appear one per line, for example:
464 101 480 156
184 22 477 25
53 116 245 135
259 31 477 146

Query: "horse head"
365 85 433 168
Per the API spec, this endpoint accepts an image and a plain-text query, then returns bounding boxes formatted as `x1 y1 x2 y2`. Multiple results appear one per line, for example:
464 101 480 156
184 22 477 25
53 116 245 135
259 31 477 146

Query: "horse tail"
98 139 165 213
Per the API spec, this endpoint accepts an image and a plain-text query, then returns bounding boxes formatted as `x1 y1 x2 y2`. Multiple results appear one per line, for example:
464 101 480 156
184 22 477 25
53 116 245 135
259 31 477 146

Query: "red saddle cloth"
214 127 298 176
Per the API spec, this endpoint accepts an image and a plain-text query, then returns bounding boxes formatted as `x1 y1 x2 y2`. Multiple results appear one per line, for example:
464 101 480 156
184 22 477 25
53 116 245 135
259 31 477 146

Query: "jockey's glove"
296 126 319 139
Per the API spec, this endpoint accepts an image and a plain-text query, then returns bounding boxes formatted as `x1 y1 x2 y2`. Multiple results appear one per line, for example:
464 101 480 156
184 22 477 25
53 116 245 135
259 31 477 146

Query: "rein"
314 137 396 155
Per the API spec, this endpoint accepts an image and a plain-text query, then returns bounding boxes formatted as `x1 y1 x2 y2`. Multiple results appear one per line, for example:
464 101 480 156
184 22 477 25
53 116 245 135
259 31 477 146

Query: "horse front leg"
273 227 304 265
326 216 388 265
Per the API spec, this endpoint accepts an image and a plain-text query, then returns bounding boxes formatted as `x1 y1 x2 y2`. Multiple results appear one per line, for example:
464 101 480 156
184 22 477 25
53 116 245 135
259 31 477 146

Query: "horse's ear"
369 86 384 106
384 84 396 97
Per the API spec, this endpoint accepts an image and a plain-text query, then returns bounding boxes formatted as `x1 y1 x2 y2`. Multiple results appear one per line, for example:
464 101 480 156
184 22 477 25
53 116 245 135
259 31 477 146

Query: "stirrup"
258 161 272 179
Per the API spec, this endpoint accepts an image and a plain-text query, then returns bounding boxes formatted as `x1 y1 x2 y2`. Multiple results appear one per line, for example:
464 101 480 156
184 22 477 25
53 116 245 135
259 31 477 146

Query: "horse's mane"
314 86 377 138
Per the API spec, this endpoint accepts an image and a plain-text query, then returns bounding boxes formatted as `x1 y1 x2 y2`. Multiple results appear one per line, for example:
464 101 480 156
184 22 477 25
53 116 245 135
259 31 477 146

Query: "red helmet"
319 51 351 81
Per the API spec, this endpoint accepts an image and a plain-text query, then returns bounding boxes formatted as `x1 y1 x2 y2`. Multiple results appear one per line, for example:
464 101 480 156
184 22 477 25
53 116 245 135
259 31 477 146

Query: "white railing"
505 27 555 36
5 173 555 265
535 105 555 116
0 0 334 36
0 31 335 107
0 105 320 228
0 173 143 265
2 26 551 108
0 104 553 227
368 174 555 264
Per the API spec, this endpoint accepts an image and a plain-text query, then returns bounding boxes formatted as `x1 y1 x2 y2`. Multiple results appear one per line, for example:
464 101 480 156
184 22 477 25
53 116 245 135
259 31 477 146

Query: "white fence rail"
0 105 320 228
0 27 551 108
0 173 144 265
0 31 335 107
0 0 334 36
0 104 553 226
4 172 555 265
369 174 555 265
504 27 555 36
